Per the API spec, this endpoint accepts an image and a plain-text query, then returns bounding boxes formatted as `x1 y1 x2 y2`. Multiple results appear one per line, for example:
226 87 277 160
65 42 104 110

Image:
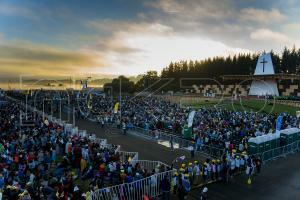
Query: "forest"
104 47 300 93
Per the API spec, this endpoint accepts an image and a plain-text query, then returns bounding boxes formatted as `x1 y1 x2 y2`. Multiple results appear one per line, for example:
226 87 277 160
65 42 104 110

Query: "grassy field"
180 98 298 115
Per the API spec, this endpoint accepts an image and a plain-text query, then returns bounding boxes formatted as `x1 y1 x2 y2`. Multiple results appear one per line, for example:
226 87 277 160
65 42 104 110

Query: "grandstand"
185 53 300 97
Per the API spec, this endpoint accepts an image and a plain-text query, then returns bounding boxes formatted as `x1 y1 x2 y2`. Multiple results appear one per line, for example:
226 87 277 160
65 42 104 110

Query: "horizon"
0 0 300 78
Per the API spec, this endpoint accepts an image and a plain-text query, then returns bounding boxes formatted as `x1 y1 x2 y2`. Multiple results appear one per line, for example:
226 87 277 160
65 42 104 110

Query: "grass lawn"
180 98 222 108
180 98 298 115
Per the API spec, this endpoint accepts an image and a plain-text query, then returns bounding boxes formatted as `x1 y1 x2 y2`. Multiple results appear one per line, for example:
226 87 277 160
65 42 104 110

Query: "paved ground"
188 152 300 200
59 113 300 200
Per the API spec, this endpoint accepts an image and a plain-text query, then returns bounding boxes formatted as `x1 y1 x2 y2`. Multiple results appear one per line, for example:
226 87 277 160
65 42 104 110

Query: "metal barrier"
259 140 300 163
91 169 176 200
118 151 139 164
129 126 225 158
114 145 121 154
135 160 169 172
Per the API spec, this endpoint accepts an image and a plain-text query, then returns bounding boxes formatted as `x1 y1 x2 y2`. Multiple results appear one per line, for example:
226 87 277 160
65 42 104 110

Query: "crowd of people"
1 90 296 199
7 90 300 154
82 95 299 153
0 96 169 199
169 151 262 200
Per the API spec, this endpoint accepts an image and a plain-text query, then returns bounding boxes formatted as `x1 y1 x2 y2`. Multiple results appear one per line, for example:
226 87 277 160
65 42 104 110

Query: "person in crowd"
255 156 262 174
171 172 178 195
122 121 127 135
200 187 208 200
161 176 171 200
182 174 191 199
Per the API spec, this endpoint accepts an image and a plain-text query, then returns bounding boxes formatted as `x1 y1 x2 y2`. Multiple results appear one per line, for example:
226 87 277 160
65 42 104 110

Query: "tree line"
104 47 300 93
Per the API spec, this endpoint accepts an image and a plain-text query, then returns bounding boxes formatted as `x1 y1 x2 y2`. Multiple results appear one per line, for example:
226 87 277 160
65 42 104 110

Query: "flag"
87 93 93 109
276 115 283 131
114 102 119 113
187 110 195 128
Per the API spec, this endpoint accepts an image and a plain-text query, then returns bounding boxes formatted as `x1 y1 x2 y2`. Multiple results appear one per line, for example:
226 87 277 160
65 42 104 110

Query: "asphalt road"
188 152 300 200
59 113 300 200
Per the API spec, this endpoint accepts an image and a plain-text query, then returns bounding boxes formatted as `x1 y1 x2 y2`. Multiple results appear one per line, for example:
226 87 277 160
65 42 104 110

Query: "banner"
276 115 283 131
187 110 195 128
114 102 119 114
87 93 93 109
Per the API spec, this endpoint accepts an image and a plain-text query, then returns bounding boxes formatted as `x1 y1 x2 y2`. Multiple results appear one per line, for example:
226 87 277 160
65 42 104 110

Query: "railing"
135 160 170 172
128 126 225 158
274 99 300 108
258 140 300 163
91 169 176 200
118 151 139 165
114 145 121 154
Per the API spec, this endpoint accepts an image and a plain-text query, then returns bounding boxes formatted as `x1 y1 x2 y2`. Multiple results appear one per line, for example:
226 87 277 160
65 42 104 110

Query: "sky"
0 0 300 78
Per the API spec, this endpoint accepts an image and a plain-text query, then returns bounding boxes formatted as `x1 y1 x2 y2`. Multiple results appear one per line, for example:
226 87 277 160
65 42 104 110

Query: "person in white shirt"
240 156 245 171
230 157 236 177
171 173 178 194
225 141 230 149
193 162 200 185
235 156 240 173
150 174 157 197
207 162 212 181
238 143 244 152
212 162 216 180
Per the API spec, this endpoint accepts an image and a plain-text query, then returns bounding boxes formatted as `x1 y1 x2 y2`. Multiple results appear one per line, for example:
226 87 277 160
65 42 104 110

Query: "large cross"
260 57 268 73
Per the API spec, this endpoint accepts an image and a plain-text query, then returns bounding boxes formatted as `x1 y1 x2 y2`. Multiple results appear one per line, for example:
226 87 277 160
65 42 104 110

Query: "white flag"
187 110 195 128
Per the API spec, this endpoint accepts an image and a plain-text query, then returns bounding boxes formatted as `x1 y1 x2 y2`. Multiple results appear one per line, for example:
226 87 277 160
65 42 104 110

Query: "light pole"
59 98 62 120
73 106 75 126
42 99 45 120
119 78 122 121
25 94 28 120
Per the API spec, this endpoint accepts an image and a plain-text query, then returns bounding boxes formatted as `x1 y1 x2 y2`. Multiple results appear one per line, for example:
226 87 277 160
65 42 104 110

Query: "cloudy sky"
0 0 300 78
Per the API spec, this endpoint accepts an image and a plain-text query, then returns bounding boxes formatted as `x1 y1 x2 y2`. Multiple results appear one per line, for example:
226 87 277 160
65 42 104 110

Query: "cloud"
86 19 251 75
146 0 234 20
283 23 300 38
86 20 174 55
87 20 173 36
0 3 37 20
144 0 299 52
145 0 184 13
1 0 299 77
249 28 300 51
0 42 105 76
250 29 292 45
240 8 286 23
143 0 250 48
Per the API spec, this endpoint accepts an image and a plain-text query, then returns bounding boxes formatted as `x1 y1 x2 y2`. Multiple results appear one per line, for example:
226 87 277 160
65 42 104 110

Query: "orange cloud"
0 42 107 77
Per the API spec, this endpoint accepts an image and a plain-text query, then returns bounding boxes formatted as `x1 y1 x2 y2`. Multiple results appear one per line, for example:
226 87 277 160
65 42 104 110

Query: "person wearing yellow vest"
80 157 87 174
